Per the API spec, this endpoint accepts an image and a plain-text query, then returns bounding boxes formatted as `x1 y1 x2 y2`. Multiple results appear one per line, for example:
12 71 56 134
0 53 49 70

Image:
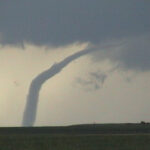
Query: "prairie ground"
0 134 150 150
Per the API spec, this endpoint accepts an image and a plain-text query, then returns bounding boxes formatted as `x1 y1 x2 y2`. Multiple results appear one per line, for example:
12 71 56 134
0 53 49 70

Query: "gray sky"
0 1 150 126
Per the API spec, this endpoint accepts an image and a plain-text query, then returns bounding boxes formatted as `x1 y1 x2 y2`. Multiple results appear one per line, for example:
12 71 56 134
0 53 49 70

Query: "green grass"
0 134 150 150
0 124 150 150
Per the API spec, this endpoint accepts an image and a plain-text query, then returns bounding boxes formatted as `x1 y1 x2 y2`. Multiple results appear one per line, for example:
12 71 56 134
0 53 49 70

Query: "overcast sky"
0 0 150 126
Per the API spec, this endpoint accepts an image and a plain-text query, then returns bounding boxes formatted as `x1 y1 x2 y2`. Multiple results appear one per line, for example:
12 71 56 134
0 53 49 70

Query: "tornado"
22 46 97 126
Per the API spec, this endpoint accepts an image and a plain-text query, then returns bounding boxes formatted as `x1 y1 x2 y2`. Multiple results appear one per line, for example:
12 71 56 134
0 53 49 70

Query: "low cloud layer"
92 34 150 71
0 1 150 72
0 0 149 46
116 35 150 71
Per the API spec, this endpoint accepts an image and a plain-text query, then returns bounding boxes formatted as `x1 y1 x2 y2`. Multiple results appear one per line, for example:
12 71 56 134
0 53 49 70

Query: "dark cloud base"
0 0 149 46
0 0 150 71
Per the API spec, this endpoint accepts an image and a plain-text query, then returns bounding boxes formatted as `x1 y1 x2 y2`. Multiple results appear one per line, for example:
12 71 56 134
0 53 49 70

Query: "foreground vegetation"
0 123 150 150
0 134 150 150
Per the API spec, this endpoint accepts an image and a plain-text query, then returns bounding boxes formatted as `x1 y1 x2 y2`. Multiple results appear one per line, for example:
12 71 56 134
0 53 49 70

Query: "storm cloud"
0 0 149 46
92 34 150 71
0 0 150 71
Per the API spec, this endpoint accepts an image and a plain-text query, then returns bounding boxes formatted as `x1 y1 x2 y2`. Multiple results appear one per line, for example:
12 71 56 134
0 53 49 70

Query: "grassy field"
0 134 150 150
0 124 150 150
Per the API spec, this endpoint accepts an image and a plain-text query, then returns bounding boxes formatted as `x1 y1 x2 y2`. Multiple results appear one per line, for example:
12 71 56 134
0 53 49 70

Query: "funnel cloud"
22 47 97 126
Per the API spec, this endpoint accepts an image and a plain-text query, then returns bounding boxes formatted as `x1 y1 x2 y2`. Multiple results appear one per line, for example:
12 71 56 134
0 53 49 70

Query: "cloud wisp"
76 71 107 91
